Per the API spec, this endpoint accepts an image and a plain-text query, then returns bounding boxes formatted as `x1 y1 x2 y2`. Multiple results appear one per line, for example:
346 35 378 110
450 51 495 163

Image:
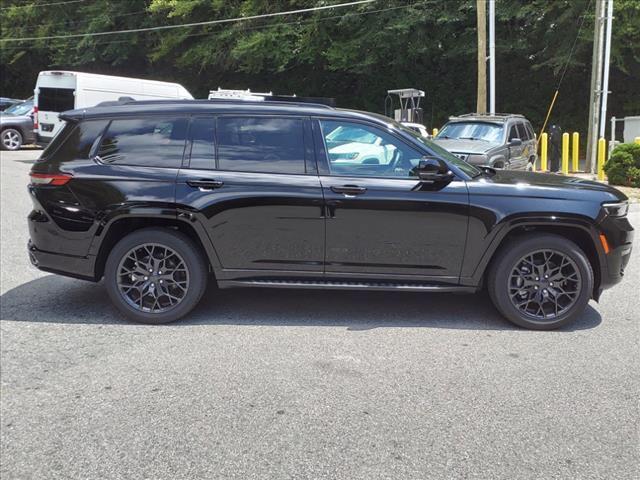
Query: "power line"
0 0 88 10
1 0 377 42
1 2 425 52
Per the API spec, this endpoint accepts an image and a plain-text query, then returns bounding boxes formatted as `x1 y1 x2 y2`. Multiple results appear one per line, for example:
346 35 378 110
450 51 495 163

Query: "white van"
34 71 193 145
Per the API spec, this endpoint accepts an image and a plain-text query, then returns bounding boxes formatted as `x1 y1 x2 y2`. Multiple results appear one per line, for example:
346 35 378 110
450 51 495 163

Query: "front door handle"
330 185 367 195
186 179 224 190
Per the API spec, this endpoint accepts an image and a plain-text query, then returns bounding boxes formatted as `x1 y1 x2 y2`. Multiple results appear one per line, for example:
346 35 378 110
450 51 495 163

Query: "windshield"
437 121 503 143
3 100 33 116
396 122 482 178
327 125 378 144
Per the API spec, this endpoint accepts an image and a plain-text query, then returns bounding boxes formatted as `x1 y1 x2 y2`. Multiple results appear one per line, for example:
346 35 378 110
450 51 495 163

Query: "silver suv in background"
433 113 537 170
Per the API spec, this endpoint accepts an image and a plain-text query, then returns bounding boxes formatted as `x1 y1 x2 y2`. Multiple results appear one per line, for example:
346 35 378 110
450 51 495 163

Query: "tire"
487 234 593 330
1 128 23 151
104 228 208 324
493 161 505 169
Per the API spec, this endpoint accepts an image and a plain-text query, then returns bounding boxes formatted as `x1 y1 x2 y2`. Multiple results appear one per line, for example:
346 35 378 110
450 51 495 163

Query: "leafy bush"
604 143 640 187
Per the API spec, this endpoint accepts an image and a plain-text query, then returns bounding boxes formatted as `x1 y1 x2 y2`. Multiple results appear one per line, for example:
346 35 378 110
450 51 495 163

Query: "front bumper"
28 240 97 281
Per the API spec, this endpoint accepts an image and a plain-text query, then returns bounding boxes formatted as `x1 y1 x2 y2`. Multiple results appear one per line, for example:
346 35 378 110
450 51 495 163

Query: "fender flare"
462 213 604 287
87 206 223 274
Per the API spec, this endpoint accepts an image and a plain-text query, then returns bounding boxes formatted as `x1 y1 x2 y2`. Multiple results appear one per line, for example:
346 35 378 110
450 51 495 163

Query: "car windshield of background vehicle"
3 101 33 116
438 122 503 143
396 122 482 178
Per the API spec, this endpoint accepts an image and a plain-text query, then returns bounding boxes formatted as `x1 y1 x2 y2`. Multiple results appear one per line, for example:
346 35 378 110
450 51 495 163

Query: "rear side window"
97 117 187 168
45 120 108 163
38 87 75 112
217 116 305 174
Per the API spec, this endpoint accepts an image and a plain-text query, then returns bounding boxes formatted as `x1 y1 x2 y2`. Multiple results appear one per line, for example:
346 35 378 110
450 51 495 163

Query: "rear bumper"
28 240 97 281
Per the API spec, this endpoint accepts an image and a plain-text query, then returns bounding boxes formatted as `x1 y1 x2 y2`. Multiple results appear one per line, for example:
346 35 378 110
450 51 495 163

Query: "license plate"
41 123 54 132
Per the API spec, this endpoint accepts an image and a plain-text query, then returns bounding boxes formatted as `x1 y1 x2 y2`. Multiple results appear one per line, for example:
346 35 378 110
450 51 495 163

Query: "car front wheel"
488 234 594 330
105 228 208 324
1 128 23 151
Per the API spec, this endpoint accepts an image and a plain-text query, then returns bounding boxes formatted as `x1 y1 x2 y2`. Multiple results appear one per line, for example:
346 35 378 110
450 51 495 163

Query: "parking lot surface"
1 149 639 479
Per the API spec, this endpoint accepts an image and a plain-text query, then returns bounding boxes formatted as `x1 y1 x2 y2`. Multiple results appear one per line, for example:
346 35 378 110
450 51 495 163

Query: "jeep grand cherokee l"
27 99 633 330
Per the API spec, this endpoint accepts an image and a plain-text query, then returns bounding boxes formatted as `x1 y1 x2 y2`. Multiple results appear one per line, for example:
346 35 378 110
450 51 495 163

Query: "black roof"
59 98 394 127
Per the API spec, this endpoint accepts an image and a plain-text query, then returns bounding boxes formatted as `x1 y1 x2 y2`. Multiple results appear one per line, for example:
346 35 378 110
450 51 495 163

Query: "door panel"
176 170 324 272
320 176 469 279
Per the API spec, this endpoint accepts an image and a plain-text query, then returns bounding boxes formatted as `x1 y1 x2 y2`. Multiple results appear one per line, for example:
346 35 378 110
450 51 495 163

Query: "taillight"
33 106 39 131
29 172 72 186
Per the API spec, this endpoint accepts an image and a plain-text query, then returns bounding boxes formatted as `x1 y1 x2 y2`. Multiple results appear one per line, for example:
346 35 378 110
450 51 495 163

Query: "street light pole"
476 0 487 114
599 0 614 140
488 0 495 114
586 0 606 173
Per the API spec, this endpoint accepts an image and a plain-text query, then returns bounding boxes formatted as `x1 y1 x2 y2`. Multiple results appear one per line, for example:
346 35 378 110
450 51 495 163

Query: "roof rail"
456 112 524 118
94 97 335 110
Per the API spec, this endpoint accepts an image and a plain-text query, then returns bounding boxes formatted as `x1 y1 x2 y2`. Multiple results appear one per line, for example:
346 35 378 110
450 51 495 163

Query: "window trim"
313 117 427 180
213 114 311 176
186 115 216 170
94 115 189 169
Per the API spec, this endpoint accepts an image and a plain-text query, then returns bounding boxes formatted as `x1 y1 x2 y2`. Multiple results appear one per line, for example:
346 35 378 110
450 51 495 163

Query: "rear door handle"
330 185 367 195
186 179 224 190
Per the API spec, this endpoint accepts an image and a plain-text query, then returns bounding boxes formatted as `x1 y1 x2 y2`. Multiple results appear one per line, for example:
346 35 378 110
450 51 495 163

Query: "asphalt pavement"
1 149 639 479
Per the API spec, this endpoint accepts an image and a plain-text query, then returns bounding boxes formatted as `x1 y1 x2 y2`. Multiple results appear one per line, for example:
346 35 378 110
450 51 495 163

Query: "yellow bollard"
540 133 548 172
572 132 579 172
432 128 438 137
635 137 640 145
562 132 569 174
597 137 606 181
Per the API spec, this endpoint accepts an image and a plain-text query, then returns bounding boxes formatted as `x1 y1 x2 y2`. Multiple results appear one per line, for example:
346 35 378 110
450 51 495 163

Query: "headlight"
467 154 488 164
603 201 629 217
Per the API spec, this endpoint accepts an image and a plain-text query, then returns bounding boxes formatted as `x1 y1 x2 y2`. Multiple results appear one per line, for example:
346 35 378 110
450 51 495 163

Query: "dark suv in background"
433 113 537 170
27 100 633 329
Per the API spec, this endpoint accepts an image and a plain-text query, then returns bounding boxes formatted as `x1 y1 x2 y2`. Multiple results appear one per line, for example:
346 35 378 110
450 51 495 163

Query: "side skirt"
218 279 478 293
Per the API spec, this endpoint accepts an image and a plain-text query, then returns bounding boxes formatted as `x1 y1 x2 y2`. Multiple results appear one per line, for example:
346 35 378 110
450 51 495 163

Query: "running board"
219 279 476 293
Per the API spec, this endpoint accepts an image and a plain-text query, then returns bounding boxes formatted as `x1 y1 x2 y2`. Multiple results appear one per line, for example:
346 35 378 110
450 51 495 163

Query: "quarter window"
319 120 424 178
217 117 306 174
47 120 108 163
97 117 188 168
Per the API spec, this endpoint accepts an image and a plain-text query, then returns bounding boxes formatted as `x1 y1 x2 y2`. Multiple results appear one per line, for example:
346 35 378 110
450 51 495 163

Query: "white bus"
34 71 193 145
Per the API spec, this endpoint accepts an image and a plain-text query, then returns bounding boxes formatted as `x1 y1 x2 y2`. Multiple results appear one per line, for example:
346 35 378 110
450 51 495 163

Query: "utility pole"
488 0 496 114
476 0 487 114
599 0 614 139
586 0 606 173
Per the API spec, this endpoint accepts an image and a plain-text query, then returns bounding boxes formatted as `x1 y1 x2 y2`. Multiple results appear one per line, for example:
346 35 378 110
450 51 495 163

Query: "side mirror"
509 138 522 147
416 157 454 183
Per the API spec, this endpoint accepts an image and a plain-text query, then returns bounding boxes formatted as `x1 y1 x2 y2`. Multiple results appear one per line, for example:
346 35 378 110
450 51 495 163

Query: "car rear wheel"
488 234 593 330
105 228 208 324
1 128 23 151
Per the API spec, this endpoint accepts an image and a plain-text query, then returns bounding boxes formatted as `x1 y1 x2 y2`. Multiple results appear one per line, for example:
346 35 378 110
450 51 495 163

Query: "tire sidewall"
489 235 594 330
104 228 207 324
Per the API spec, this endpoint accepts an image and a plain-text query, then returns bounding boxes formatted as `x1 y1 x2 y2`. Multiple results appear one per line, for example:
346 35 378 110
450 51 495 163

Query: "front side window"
97 117 187 168
320 120 423 178
217 116 305 174
508 124 520 141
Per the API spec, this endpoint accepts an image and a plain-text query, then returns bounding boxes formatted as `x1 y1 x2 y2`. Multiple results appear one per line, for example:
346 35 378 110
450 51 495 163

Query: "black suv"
28 100 633 330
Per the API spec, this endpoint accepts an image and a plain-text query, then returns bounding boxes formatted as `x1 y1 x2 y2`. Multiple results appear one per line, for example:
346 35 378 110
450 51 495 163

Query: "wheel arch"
91 213 221 281
477 222 603 299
